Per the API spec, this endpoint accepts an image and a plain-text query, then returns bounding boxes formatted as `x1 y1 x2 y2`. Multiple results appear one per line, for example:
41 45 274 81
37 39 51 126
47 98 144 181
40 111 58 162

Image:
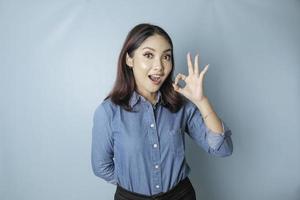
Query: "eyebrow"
142 47 172 53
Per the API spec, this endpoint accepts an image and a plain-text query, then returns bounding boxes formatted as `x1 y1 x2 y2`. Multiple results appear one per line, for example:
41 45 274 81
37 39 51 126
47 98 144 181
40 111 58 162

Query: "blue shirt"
91 90 233 196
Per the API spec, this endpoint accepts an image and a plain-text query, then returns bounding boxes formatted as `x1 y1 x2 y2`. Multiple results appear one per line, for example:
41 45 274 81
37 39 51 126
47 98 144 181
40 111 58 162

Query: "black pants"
114 177 196 200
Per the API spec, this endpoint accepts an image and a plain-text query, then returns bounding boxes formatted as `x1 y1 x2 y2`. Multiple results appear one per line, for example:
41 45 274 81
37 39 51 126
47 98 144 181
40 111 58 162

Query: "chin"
148 87 160 92
149 88 159 93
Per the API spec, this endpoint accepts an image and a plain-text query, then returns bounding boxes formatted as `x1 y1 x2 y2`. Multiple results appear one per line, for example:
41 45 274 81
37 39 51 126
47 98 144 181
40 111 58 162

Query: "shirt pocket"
168 128 185 157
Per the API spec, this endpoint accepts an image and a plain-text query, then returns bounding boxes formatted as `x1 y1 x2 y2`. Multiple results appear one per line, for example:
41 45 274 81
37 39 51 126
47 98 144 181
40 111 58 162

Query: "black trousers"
114 177 196 200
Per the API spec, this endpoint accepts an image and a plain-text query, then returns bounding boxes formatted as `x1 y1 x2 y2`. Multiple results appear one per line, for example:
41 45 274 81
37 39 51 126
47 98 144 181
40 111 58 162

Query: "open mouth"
148 75 162 84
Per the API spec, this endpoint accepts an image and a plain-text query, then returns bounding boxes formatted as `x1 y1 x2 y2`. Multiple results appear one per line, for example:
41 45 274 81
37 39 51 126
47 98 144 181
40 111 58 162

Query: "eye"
143 52 154 59
164 54 171 61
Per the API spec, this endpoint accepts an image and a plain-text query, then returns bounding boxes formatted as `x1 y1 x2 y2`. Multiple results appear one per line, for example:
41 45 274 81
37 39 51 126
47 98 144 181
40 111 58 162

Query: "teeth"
149 75 161 81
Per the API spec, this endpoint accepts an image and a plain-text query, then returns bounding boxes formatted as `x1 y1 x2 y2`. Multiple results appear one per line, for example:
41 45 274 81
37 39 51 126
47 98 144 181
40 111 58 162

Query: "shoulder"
181 97 198 113
179 97 203 121
93 97 117 119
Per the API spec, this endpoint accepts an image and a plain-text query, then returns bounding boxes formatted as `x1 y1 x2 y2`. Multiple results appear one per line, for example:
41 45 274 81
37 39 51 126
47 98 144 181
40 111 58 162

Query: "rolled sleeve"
206 120 232 152
91 102 117 185
185 101 233 157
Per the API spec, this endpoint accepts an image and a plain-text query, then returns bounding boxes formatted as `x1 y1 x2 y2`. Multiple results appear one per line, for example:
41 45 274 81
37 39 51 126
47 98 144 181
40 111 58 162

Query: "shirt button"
156 185 160 188
155 165 159 169
153 143 158 148
150 123 155 128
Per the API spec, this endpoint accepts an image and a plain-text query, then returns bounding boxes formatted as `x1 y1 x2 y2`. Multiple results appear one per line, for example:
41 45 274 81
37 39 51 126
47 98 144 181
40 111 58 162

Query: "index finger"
187 52 194 75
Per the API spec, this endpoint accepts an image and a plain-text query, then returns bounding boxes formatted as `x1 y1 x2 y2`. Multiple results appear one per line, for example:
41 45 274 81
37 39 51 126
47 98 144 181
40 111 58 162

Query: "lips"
148 74 163 85
148 74 162 81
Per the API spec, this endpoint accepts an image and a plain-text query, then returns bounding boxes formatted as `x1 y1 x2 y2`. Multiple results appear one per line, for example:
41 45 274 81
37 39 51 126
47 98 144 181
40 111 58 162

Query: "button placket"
147 104 162 193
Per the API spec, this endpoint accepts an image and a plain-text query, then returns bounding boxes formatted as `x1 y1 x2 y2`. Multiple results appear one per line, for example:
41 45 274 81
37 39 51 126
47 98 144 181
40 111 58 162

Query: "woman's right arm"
91 103 117 185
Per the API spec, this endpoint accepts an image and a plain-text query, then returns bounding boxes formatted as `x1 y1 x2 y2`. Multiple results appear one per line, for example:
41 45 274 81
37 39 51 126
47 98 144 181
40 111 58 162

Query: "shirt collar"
129 90 165 108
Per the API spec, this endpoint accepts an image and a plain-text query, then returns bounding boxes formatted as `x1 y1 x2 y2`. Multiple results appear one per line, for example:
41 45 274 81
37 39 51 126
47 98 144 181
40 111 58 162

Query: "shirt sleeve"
185 101 233 157
91 102 117 185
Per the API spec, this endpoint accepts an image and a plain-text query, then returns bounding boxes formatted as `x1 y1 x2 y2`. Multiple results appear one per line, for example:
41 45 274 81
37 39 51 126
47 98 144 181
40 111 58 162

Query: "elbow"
92 165 103 179
210 146 233 157
91 162 105 179
91 159 115 181
218 147 233 157
210 137 233 157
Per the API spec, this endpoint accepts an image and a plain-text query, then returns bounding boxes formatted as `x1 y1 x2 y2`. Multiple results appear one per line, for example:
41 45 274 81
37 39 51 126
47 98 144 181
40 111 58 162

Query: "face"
126 34 173 99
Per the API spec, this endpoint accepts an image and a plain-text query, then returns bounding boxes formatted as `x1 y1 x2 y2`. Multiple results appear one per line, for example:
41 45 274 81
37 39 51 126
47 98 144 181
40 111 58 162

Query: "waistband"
115 176 194 200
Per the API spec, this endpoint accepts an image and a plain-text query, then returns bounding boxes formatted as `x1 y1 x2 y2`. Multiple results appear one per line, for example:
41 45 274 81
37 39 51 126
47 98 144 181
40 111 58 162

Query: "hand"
172 52 209 103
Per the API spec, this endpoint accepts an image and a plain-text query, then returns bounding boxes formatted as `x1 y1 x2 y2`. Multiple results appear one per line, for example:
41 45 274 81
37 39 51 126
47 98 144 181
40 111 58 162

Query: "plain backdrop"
1 0 300 199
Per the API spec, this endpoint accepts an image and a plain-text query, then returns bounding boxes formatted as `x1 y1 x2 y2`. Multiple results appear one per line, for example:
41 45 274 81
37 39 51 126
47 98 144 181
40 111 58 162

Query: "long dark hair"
104 23 184 112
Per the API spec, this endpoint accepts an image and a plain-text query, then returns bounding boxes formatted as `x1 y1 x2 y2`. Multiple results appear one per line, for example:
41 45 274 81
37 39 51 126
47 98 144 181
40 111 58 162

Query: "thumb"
172 83 183 94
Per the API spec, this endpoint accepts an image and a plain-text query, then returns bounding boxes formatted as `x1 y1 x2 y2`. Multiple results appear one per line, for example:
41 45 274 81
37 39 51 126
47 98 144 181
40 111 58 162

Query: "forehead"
138 34 171 51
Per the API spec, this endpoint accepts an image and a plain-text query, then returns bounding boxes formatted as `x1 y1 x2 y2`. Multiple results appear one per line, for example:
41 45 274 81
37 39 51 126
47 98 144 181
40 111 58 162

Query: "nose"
153 57 163 71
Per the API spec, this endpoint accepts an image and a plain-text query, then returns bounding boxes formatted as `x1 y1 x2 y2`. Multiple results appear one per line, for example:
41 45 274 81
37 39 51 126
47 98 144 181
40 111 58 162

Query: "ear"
126 53 133 68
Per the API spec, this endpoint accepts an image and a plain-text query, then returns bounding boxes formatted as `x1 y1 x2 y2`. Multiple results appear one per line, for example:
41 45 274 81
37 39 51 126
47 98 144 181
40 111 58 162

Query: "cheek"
139 60 152 70
133 62 151 78
136 61 152 76
164 62 173 74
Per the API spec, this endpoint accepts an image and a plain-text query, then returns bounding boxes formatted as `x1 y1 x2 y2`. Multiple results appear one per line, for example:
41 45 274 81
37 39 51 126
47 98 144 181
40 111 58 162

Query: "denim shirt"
91 90 233 196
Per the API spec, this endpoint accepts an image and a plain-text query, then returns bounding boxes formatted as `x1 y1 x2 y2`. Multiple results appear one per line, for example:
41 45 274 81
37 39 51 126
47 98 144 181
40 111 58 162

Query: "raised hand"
172 52 209 104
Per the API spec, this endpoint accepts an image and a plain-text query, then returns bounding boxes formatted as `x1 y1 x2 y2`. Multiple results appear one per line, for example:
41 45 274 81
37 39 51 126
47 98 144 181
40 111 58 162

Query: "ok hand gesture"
172 52 209 104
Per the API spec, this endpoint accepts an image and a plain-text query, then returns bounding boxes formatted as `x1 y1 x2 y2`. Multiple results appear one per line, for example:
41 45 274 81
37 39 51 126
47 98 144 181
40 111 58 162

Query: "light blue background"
1 0 299 199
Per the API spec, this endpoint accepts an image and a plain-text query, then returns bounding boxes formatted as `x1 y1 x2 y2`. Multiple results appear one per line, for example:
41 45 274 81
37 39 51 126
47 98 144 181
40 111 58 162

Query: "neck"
136 89 157 105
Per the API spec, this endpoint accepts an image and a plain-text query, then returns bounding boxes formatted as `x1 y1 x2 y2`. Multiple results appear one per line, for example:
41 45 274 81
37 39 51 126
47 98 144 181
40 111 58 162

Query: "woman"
91 23 233 200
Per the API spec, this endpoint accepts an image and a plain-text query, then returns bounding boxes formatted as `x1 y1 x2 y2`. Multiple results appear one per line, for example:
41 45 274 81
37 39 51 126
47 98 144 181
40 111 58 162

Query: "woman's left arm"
173 52 233 156
194 96 224 134
173 52 225 134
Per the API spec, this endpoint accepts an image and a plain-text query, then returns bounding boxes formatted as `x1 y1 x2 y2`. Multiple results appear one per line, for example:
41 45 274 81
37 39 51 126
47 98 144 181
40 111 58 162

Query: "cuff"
206 120 231 150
